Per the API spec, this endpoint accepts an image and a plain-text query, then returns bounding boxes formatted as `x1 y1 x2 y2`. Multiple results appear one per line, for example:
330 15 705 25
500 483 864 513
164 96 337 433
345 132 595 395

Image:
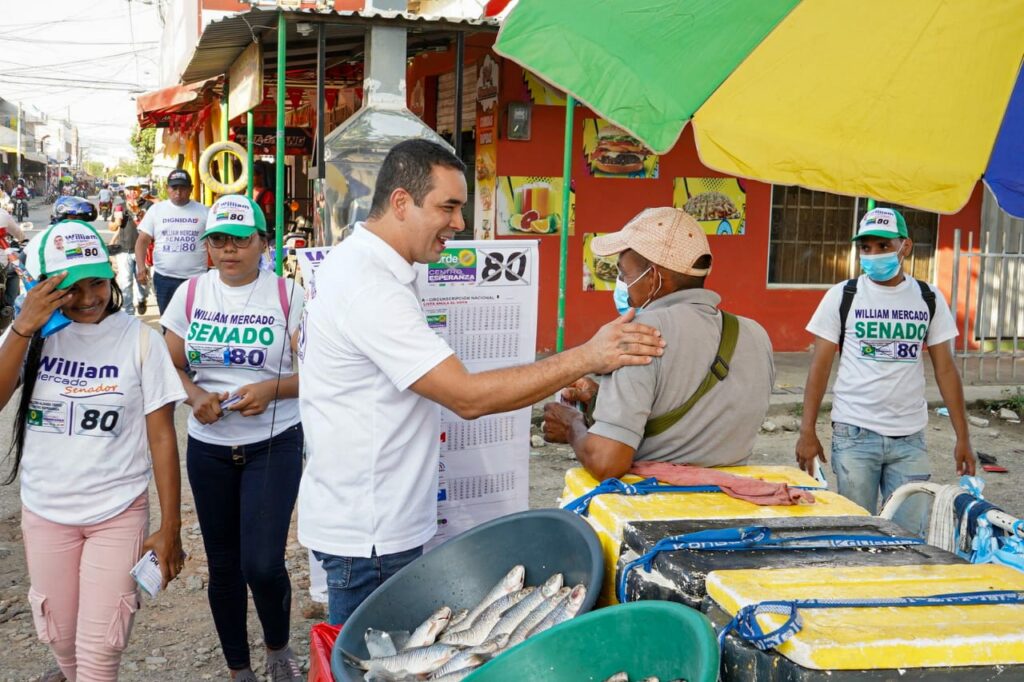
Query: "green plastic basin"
466 601 719 682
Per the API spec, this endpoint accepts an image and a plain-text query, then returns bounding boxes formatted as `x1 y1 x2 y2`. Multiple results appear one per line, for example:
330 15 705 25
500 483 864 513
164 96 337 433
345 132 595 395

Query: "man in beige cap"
543 207 774 479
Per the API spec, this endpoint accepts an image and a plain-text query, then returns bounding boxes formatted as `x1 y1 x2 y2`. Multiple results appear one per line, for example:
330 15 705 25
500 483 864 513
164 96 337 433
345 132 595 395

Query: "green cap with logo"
202 194 267 239
25 220 114 289
852 207 909 241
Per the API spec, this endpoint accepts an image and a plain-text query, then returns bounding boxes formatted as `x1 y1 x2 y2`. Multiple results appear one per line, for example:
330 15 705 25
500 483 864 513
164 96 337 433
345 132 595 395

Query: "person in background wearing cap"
161 195 304 681
135 169 209 315
796 207 975 535
298 139 666 624
542 207 774 479
108 185 151 316
0 221 186 681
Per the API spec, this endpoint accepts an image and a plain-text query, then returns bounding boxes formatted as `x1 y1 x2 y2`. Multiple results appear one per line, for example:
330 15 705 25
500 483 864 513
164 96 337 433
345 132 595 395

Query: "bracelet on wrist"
9 326 32 339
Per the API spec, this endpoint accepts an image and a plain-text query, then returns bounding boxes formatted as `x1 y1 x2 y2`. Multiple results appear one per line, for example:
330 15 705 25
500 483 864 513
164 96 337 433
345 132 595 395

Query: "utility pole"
16 102 22 178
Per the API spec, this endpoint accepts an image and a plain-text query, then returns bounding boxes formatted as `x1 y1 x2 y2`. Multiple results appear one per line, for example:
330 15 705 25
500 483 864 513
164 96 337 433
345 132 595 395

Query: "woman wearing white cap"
0 220 186 681
160 195 304 682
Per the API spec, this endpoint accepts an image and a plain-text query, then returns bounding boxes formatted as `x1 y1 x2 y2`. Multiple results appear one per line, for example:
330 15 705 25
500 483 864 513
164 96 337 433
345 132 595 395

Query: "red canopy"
136 78 220 128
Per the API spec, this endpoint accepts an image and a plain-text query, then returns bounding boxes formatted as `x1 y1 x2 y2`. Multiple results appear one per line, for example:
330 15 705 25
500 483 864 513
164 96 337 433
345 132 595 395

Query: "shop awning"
179 7 497 85
0 146 47 164
137 77 220 128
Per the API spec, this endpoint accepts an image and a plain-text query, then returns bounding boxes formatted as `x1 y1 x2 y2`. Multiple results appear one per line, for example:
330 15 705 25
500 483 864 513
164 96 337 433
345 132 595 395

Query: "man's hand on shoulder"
581 309 664 375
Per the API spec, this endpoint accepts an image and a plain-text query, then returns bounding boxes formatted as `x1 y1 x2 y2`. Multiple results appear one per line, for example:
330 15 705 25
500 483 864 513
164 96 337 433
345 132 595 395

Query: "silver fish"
404 605 452 649
447 565 525 634
430 669 478 682
363 671 418 682
342 643 459 675
526 583 586 638
487 573 563 639
429 652 488 679
639 677 663 682
506 586 570 646
440 588 533 647
364 628 398 659
603 674 629 682
441 607 470 635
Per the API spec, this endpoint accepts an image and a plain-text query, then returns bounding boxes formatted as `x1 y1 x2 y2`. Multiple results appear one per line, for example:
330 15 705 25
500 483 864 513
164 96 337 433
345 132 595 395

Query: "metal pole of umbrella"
556 95 576 352
275 10 286 276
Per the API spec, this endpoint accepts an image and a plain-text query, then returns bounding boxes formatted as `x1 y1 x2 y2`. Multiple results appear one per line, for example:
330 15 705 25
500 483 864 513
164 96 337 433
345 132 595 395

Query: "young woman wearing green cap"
161 196 305 682
0 220 186 681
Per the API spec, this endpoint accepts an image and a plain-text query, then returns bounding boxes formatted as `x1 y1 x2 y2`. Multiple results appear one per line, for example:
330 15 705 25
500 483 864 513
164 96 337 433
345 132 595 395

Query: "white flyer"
416 240 540 547
295 246 332 285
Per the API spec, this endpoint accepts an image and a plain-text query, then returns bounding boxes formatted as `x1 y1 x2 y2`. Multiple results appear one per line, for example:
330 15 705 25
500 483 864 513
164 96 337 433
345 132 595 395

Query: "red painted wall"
491 60 985 353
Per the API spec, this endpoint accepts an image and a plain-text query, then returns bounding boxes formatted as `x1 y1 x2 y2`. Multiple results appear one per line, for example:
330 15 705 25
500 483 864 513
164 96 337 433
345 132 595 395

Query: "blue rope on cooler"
718 590 1024 651
616 527 923 604
562 477 819 517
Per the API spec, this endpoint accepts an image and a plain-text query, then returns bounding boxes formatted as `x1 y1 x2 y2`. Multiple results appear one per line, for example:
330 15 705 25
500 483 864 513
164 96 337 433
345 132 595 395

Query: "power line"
0 35 158 46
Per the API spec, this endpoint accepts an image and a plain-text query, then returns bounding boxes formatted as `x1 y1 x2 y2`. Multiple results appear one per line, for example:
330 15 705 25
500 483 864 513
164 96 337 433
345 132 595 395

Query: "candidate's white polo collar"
350 223 417 285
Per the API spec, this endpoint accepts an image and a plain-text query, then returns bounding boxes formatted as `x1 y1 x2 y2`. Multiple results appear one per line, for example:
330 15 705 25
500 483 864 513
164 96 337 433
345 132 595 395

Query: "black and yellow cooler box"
559 466 869 604
707 563 1024 681
617 515 964 609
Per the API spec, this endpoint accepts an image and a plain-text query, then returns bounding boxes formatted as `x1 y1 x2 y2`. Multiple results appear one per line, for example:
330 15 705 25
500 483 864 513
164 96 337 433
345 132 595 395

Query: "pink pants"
21 493 149 682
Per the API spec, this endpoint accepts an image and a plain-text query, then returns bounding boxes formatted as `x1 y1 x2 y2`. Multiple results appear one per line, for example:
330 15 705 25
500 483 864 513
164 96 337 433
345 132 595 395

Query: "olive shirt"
589 289 774 467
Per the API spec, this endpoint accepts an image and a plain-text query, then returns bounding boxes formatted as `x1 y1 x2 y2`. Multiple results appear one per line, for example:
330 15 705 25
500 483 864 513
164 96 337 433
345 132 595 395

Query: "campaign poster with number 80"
74 403 125 438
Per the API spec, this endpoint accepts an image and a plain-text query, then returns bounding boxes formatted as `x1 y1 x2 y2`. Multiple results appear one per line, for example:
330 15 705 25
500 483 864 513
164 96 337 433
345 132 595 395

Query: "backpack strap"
138 323 150 368
185 276 199 323
916 279 936 339
277 276 291 323
837 278 858 354
644 311 739 438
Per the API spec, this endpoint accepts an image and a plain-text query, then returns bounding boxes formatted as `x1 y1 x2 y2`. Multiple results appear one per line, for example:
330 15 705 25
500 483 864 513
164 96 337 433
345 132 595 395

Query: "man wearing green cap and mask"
796 207 976 536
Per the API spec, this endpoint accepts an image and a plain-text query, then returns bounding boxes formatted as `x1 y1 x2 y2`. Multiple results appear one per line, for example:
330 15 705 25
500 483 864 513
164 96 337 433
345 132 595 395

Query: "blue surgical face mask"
613 278 632 315
860 251 903 282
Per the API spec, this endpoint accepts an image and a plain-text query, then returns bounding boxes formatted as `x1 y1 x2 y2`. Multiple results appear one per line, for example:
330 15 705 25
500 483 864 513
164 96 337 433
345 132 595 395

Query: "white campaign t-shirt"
806 274 957 436
138 200 208 278
298 225 454 558
10 313 186 525
161 270 303 446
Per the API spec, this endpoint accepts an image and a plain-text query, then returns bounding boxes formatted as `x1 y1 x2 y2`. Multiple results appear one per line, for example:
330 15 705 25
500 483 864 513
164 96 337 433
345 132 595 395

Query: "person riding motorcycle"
0 206 26 331
11 180 29 222
98 183 113 220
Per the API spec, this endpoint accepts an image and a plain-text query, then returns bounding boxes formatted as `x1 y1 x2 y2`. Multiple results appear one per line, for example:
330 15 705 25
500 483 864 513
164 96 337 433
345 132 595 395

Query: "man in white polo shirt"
298 139 666 624
135 169 208 314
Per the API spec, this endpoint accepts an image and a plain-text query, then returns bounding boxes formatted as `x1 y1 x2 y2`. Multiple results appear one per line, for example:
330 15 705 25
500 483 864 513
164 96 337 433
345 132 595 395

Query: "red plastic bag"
309 622 342 682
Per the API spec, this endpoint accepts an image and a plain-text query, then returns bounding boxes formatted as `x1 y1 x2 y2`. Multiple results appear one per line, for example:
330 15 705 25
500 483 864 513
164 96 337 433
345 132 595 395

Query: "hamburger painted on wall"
583 119 659 178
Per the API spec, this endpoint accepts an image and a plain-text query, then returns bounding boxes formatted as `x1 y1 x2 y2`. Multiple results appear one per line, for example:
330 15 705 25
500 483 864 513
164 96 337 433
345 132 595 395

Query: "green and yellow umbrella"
495 0 1024 347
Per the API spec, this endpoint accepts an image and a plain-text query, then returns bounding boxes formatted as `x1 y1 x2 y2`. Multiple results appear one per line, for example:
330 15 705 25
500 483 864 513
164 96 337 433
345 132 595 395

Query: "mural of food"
497 176 575 237
672 177 747 235
582 119 659 178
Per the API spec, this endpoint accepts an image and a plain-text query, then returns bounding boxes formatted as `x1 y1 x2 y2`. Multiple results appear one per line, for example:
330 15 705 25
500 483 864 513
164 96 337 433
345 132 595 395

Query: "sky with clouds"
0 0 164 166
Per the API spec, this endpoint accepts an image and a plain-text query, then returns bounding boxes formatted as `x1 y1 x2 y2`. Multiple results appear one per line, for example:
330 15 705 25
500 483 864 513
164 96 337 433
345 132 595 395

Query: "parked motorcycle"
282 216 314 280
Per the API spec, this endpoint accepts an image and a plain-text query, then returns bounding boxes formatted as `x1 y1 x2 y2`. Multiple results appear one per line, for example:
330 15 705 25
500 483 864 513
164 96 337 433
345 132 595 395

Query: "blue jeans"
153 271 187 316
115 252 150 315
186 424 303 670
313 545 423 625
831 422 931 536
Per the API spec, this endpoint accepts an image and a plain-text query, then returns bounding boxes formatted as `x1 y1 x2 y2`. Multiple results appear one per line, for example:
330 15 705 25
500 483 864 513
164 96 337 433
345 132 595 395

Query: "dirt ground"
1 397 1022 681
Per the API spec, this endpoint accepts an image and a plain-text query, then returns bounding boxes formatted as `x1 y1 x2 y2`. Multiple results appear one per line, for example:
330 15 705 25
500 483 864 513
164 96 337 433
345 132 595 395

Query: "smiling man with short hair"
298 139 668 624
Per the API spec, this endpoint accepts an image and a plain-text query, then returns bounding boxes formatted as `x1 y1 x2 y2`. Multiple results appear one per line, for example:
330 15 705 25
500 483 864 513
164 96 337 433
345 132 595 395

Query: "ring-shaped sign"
199 141 249 195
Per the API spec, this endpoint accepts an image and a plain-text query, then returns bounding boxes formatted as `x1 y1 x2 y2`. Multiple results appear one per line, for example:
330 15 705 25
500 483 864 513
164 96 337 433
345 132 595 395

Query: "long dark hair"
4 278 123 485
